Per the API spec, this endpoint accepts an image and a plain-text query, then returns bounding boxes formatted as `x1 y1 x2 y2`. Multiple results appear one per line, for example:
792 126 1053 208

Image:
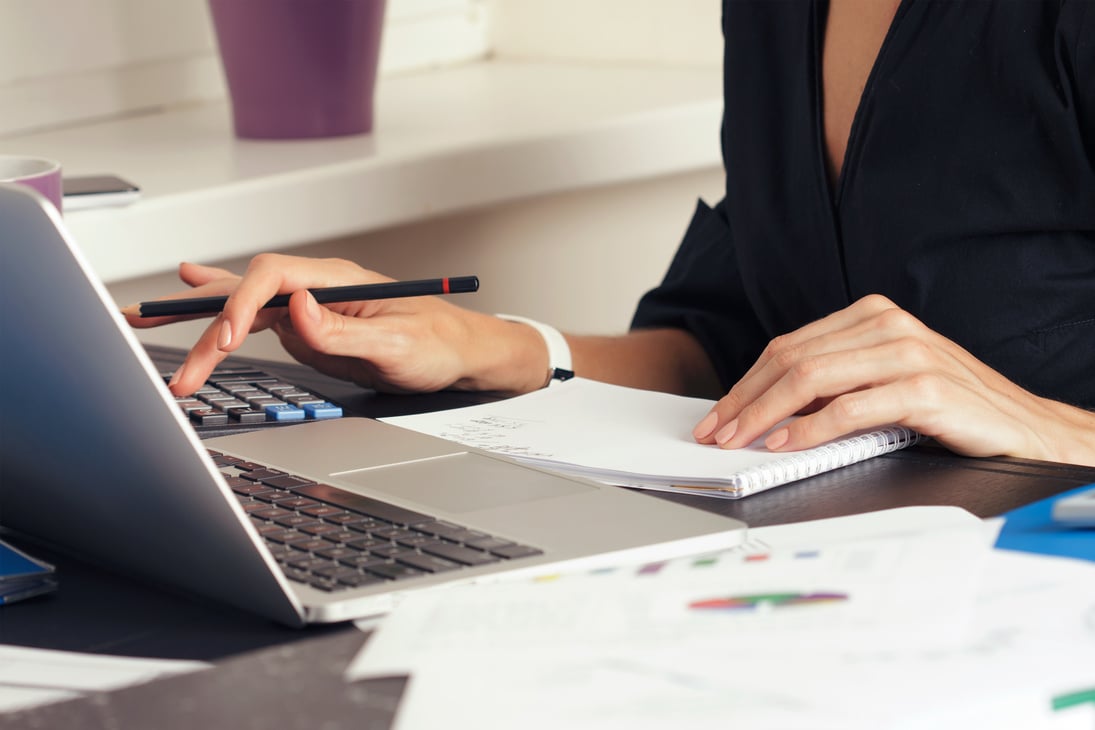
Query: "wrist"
496 314 573 388
448 311 567 394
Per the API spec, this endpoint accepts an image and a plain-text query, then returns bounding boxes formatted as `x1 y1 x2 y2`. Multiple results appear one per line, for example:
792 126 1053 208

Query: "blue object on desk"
303 402 343 420
0 538 58 605
995 483 1095 563
264 403 305 421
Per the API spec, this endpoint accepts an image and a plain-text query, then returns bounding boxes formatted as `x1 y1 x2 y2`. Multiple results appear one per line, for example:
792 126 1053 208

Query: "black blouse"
631 0 1095 408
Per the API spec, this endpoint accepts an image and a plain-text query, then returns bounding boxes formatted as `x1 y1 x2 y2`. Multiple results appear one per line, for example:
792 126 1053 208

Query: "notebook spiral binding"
729 427 921 498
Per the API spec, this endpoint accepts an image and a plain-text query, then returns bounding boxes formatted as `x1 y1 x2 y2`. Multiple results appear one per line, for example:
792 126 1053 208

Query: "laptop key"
336 554 390 570
276 497 320 510
285 556 340 572
370 527 418 541
464 536 517 552
323 512 372 527
394 534 436 548
298 523 342 537
282 568 313 584
396 553 463 574
307 578 341 592
420 541 501 566
490 544 544 560
416 520 474 542
416 521 490 544
264 529 308 544
337 572 387 587
254 491 298 504
294 484 435 527
312 565 364 581
239 468 287 482
344 537 390 551
321 530 364 544
274 515 322 529
299 505 346 518
287 538 333 552
252 506 294 520
261 475 317 490
314 546 363 561
365 562 426 581
232 482 276 497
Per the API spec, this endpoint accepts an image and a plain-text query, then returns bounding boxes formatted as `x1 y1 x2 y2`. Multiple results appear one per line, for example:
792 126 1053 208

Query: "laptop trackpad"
332 453 593 514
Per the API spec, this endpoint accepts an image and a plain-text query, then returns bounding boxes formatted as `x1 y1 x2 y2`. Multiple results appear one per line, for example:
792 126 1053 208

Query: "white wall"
488 0 721 67
0 0 492 137
0 0 721 137
4 0 725 361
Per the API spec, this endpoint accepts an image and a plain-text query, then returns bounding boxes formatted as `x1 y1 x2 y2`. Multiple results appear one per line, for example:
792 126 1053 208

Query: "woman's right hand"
124 254 549 397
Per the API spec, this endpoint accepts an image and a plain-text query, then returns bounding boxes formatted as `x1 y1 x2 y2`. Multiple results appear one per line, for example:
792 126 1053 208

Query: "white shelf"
3 60 722 283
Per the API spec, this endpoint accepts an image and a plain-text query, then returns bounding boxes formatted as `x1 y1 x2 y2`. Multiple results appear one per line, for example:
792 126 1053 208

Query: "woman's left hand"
691 295 1095 465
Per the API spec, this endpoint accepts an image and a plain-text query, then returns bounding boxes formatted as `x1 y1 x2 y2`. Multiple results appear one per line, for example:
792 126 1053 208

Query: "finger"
715 334 965 449
166 314 233 395
177 261 236 287
736 294 898 385
763 373 1018 456
218 254 388 354
697 307 911 443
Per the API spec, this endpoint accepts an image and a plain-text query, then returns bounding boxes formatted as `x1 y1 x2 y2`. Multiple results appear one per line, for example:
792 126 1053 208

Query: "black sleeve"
1063 0 1095 154
629 197 769 391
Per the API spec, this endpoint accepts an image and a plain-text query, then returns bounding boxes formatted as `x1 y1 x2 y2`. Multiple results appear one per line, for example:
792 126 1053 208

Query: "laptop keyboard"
165 366 345 429
212 451 544 592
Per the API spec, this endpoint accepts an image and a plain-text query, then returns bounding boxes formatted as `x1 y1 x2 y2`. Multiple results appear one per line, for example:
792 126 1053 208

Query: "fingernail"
168 362 186 389
714 418 738 446
693 411 719 440
218 319 233 351
304 292 321 323
765 428 789 450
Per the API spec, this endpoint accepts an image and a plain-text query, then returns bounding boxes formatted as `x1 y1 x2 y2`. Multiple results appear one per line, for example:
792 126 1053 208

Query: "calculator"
1051 487 1095 527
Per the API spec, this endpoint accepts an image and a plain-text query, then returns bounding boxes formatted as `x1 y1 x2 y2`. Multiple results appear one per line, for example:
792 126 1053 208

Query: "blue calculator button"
264 404 306 421
303 402 343 420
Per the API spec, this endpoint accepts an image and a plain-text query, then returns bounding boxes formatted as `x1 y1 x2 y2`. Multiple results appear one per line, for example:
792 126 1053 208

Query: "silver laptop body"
0 183 743 626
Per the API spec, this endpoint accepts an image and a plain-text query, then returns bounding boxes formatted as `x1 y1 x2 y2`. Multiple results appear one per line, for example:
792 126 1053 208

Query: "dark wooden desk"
3 347 1093 729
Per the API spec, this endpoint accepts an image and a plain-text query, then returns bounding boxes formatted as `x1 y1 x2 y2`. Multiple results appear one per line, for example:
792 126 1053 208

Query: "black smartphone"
62 174 141 210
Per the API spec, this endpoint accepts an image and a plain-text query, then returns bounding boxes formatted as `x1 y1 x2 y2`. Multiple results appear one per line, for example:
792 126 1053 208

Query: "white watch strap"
496 314 574 387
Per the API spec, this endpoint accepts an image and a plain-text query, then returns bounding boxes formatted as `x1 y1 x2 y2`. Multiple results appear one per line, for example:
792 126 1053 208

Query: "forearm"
454 312 721 398
569 328 723 398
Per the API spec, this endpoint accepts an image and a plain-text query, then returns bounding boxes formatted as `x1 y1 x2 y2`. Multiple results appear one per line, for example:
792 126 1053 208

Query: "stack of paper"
0 645 208 714
345 507 1095 729
0 538 56 605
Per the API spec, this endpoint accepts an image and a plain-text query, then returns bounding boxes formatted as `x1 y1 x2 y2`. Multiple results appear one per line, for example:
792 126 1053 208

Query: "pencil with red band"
125 276 479 318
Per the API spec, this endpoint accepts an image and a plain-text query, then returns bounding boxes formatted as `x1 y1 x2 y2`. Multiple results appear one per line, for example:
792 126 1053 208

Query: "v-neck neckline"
812 0 914 210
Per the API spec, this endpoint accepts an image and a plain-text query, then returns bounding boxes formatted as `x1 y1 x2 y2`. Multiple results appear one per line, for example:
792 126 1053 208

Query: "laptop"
0 183 744 626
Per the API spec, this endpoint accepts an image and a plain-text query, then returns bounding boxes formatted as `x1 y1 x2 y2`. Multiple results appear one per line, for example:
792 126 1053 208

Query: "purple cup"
208 0 386 140
0 155 62 213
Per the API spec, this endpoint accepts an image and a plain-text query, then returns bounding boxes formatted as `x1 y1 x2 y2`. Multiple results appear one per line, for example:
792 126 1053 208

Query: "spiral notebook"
381 378 920 499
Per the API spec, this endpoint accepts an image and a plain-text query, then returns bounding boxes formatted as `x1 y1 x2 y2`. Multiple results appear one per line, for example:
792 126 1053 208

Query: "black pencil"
127 276 479 318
